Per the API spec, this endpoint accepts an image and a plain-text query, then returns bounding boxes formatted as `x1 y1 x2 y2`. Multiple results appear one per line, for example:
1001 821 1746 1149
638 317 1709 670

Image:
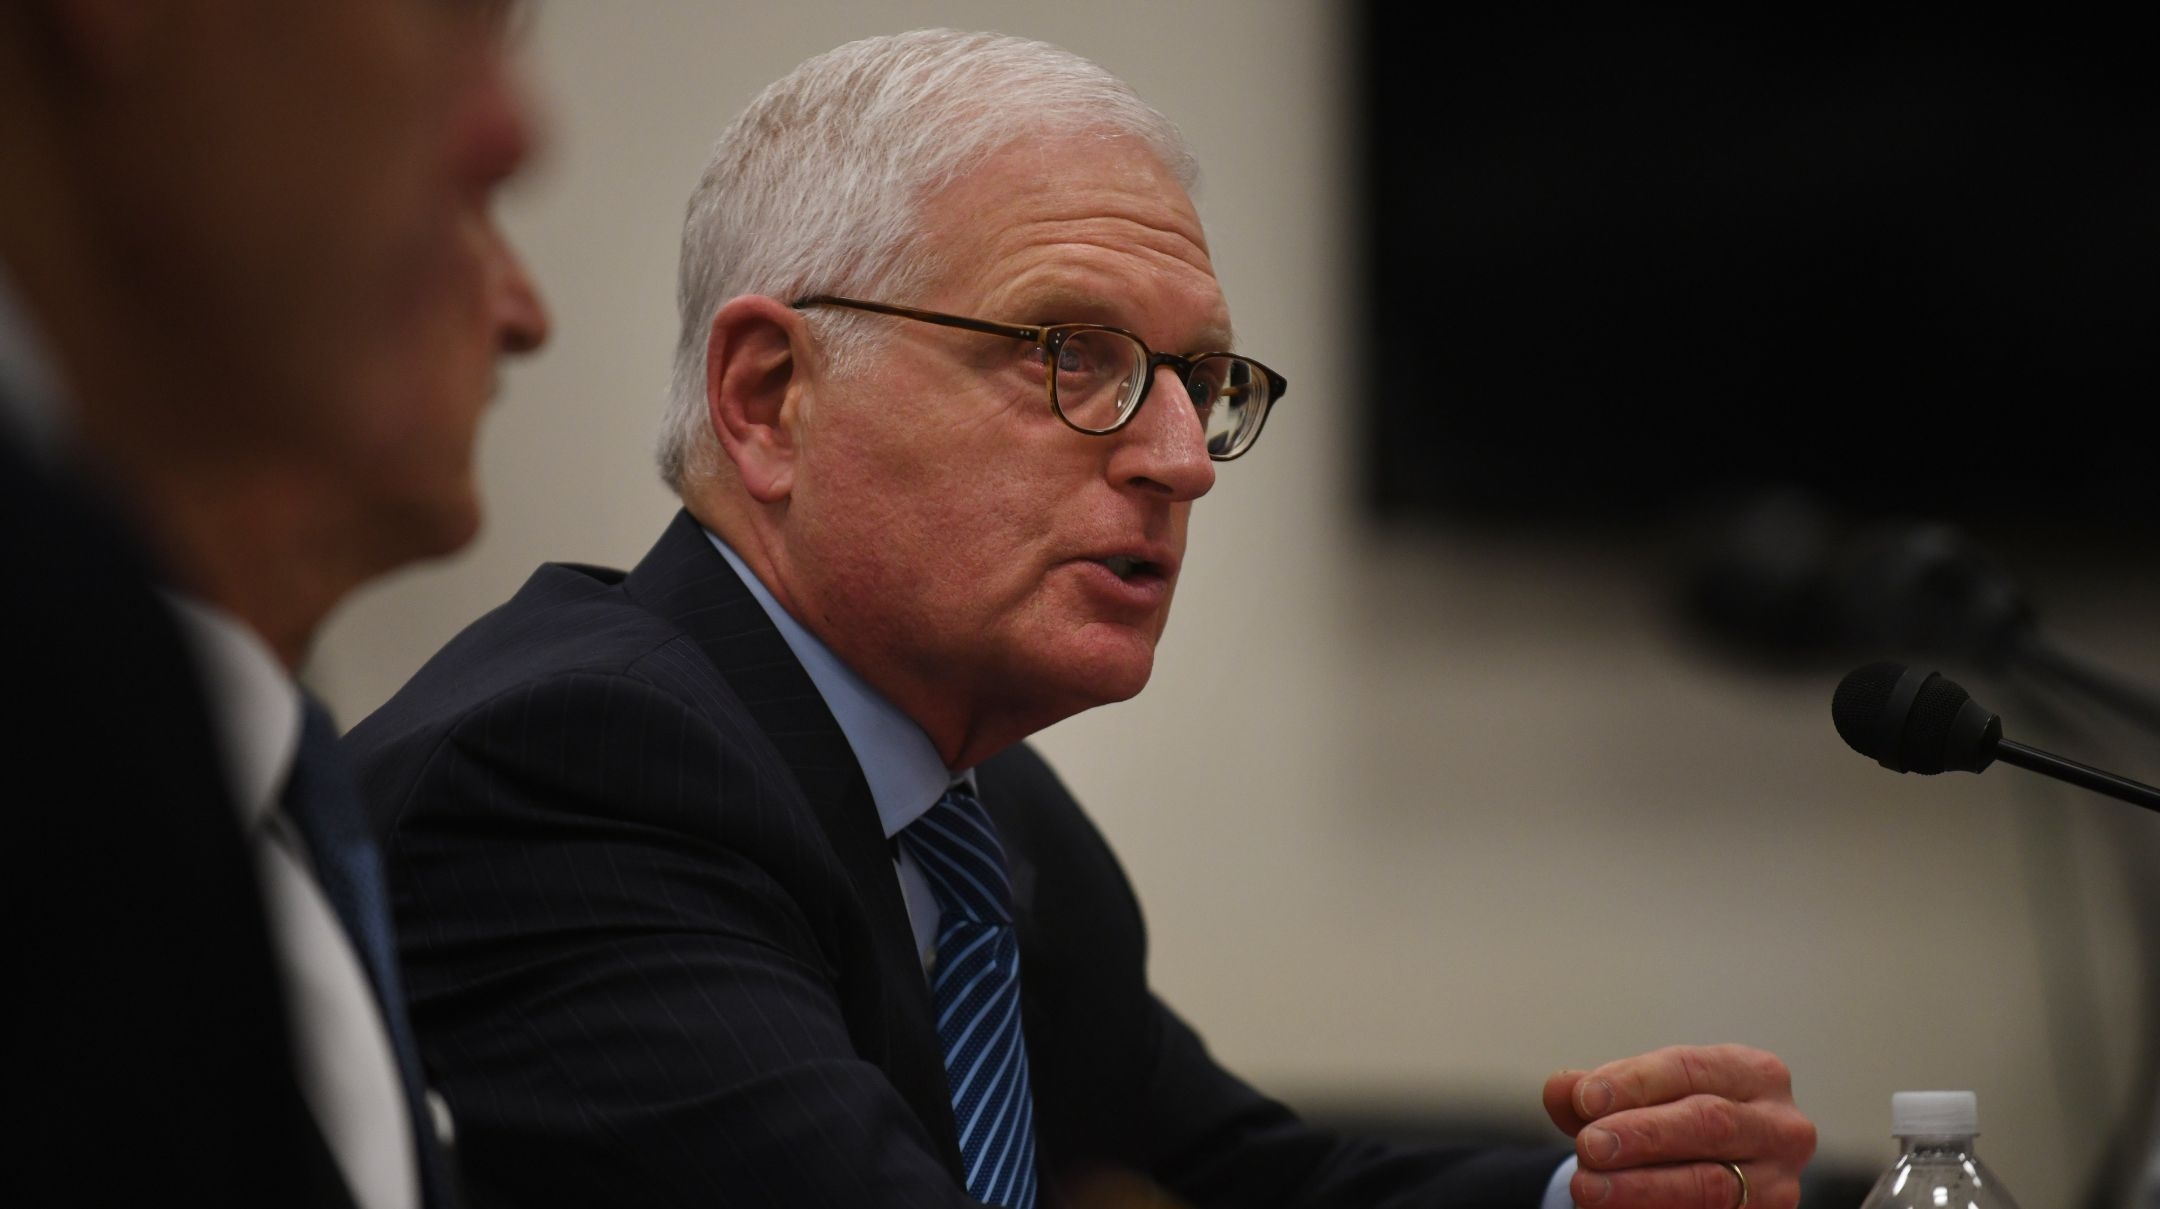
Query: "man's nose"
489 231 549 355
1106 364 1216 502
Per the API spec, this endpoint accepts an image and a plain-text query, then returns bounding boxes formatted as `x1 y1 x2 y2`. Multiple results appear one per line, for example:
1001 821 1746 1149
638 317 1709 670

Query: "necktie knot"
282 700 378 881
900 783 1014 926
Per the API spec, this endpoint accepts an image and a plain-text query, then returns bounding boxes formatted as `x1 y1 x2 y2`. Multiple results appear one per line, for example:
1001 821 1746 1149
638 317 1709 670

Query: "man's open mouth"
1099 555 1159 582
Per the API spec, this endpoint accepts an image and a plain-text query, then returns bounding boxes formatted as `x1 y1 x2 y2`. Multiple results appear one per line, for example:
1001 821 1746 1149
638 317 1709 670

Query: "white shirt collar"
702 529 956 837
165 593 305 829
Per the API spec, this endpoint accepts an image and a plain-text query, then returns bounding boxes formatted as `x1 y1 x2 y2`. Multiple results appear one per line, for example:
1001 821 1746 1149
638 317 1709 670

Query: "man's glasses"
791 295 1284 461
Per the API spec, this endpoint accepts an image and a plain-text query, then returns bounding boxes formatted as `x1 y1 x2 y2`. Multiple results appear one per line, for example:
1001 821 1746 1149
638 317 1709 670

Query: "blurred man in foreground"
2 2 544 1204
348 29 1815 1209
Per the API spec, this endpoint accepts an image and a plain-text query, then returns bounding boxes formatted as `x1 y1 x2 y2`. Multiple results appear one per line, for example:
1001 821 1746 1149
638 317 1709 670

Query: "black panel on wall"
1355 9 2157 546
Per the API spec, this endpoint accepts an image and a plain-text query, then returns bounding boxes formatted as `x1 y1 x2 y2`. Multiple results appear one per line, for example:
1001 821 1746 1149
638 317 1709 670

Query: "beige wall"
311 3 2160 1200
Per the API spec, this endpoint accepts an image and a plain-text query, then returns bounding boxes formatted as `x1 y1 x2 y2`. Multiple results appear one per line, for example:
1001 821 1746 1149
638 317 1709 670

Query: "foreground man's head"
0 0 547 661
664 30 1281 769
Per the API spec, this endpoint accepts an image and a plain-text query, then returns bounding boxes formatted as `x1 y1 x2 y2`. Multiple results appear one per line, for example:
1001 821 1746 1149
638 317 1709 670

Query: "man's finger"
1572 1045 1792 1120
1573 1160 1771 1209
1544 1069 1593 1136
1574 1095 1813 1170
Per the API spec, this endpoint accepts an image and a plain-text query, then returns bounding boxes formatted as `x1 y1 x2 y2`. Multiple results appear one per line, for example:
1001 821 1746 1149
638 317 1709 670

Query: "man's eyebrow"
1018 291 1238 351
1012 288 1117 327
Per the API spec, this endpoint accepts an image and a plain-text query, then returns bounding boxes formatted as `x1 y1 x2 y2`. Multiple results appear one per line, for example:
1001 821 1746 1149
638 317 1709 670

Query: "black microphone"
1834 662 2160 813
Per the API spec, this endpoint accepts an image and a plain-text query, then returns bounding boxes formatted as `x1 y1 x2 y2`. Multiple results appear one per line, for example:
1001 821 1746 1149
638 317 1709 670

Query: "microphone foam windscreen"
1903 674 1975 774
1832 661 1904 758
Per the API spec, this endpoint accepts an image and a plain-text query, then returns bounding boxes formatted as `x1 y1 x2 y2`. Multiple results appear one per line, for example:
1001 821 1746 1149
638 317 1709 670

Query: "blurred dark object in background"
1681 489 2160 730
1356 9 2157 554
1683 490 2031 671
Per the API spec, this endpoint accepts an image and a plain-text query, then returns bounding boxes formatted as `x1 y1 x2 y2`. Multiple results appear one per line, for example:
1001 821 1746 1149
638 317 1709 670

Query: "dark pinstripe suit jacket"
345 509 1563 1209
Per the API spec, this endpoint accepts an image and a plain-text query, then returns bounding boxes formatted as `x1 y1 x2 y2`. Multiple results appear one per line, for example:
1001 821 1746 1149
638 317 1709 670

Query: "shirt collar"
165 593 305 829
703 529 956 838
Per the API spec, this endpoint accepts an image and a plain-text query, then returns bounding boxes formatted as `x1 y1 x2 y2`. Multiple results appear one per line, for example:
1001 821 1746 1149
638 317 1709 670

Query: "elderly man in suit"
2 2 544 1205
347 29 1815 1209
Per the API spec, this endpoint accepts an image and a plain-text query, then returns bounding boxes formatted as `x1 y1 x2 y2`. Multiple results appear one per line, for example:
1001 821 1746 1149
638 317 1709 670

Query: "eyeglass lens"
1048 328 1268 457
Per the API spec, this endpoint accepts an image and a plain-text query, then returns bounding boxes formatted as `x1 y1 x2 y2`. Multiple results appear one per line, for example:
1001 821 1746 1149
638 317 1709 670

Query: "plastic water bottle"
1857 1091 2022 1209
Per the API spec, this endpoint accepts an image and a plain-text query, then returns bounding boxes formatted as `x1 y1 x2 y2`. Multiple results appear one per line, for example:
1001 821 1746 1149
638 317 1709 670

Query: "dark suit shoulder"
346 560 794 830
349 560 654 737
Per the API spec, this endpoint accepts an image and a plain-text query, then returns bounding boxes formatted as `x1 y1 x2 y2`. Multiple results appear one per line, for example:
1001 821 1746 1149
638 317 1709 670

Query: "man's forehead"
920 136 1235 348
1001 274 1235 351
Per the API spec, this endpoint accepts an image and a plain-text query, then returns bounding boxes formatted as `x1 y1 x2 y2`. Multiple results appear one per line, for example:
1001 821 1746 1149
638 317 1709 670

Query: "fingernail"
1581 1125 1620 1164
1577 1172 1612 1205
1577 1077 1614 1117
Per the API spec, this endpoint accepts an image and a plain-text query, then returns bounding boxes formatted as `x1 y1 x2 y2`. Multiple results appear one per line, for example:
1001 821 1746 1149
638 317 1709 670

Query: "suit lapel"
619 510 964 1172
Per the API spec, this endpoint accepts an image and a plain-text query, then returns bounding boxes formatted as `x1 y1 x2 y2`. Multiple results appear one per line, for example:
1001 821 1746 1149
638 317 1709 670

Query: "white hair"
656 28 1198 491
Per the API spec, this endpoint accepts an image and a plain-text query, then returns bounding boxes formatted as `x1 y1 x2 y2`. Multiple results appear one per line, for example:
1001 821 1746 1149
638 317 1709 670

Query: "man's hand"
1542 1045 1815 1209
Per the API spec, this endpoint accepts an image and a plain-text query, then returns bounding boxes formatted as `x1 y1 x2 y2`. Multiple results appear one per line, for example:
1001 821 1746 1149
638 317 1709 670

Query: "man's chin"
418 493 484 561
1056 633 1158 709
363 486 483 577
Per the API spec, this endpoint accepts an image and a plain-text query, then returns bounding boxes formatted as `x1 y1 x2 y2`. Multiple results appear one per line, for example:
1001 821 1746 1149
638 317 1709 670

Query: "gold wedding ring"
1721 1161 1750 1209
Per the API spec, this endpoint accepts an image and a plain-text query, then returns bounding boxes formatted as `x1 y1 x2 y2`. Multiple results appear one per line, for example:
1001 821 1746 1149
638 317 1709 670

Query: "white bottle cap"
1892 1091 1979 1136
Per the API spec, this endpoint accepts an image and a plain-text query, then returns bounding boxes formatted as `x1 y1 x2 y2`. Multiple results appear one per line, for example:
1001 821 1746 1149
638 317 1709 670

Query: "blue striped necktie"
899 784 1039 1209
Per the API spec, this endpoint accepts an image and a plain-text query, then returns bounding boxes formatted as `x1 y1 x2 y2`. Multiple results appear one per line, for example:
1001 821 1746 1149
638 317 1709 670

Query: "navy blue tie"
282 699 452 1209
899 784 1038 1209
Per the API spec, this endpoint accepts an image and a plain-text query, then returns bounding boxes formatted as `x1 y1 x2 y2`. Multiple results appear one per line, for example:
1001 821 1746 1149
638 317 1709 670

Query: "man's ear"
705 295 812 504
